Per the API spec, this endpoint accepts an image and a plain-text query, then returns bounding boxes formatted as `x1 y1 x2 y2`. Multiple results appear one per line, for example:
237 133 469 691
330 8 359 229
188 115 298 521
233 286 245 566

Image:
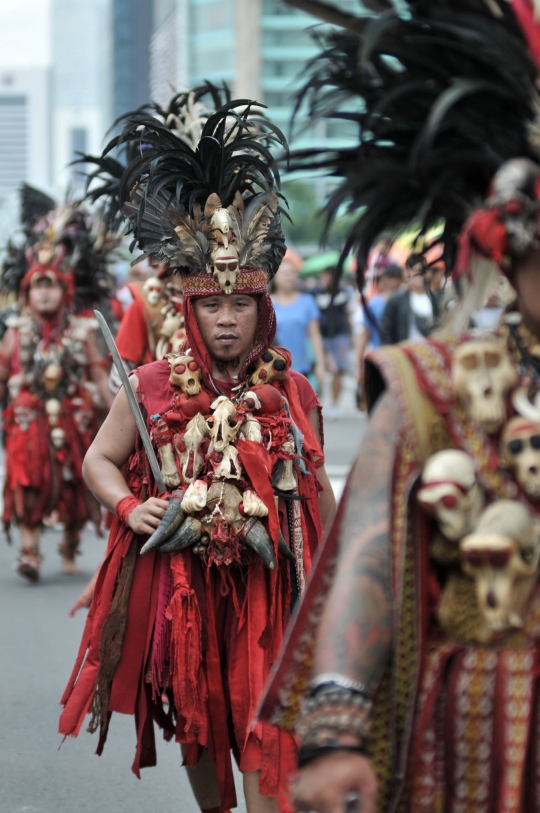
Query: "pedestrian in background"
356 263 404 406
380 252 438 345
312 266 352 418
271 250 326 392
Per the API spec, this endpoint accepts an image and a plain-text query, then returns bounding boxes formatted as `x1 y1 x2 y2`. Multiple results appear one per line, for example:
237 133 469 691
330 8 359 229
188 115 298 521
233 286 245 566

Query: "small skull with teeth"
451 340 517 434
207 396 242 452
210 246 239 294
142 276 164 307
460 500 540 635
417 449 484 542
250 349 289 386
501 416 540 499
168 355 202 396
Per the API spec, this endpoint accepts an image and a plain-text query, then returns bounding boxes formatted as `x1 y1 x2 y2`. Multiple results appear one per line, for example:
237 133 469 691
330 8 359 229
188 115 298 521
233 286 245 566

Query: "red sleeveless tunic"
59 360 323 810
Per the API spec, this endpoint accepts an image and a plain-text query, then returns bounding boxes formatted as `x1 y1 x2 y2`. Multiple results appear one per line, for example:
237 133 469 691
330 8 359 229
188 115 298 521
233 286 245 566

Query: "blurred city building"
51 0 112 192
148 0 359 253
149 0 358 149
113 0 153 119
0 68 51 196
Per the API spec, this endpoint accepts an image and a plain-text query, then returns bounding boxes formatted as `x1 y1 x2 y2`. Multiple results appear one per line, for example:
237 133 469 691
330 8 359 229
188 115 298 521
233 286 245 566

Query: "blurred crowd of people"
267 240 513 416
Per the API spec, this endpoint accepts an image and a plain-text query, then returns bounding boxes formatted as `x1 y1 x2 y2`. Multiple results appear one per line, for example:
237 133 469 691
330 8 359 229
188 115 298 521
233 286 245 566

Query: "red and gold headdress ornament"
109 86 288 370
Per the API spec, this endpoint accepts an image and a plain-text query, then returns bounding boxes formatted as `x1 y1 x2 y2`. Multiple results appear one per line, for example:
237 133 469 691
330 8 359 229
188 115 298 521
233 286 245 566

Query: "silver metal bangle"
309 672 372 699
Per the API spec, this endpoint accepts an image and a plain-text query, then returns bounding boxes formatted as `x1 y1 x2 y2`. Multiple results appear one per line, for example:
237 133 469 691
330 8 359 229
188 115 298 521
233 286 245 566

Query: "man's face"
192 294 258 363
273 261 298 293
28 277 65 316
321 270 333 290
405 262 428 294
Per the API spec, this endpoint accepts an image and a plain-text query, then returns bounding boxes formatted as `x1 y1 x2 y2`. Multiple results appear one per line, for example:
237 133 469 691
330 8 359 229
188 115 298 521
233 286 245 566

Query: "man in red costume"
0 260 113 580
59 94 335 813
0 194 116 582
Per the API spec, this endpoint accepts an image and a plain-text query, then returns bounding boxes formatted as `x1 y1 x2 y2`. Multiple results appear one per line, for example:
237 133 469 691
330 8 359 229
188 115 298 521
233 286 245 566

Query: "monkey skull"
250 349 289 387
501 416 540 499
142 276 164 307
417 449 484 541
43 362 63 395
461 500 540 631
168 354 202 396
211 246 239 295
51 426 66 449
451 340 517 434
45 398 62 427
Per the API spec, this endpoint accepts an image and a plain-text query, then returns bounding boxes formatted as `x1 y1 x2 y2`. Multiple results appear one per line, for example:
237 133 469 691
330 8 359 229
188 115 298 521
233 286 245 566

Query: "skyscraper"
113 0 154 120
51 0 111 192
149 0 358 150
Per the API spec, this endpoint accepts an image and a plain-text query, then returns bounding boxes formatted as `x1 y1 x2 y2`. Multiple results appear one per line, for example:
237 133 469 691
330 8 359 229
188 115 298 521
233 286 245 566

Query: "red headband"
21 264 74 301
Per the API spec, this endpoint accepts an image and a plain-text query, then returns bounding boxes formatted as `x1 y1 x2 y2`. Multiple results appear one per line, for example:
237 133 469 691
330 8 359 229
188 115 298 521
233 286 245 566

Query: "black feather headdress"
105 89 289 293
78 84 234 237
283 0 540 287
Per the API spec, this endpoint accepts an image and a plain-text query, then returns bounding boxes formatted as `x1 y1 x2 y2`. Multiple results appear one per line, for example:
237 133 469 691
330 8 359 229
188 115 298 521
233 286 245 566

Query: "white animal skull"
51 426 66 449
179 413 210 483
501 416 540 499
212 444 243 480
461 500 540 632
417 449 484 541
168 354 202 395
13 404 36 432
211 246 239 294
210 208 233 246
182 479 208 513
45 398 62 427
451 340 517 434
142 276 164 307
7 374 23 400
43 362 63 395
207 396 242 452
241 489 269 518
273 441 297 492
250 349 289 386
159 446 181 488
239 414 263 444
206 482 243 526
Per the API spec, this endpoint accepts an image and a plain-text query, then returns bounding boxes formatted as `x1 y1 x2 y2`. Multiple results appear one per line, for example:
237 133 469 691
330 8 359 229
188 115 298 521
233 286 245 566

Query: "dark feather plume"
108 90 289 277
20 183 56 231
283 0 539 287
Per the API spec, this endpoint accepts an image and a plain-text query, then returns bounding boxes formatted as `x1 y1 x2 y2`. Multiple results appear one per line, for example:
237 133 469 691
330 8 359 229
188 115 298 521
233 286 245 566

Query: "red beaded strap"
116 495 143 525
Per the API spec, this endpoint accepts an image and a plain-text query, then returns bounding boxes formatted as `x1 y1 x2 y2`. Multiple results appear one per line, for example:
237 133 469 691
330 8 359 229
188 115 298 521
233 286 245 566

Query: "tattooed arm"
293 389 402 813
315 389 399 684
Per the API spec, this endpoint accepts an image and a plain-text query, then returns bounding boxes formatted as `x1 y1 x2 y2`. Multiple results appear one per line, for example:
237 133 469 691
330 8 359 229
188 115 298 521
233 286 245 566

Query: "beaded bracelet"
296 687 373 750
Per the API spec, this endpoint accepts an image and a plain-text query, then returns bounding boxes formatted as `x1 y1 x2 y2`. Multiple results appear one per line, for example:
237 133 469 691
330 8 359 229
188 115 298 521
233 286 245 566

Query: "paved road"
0 408 366 813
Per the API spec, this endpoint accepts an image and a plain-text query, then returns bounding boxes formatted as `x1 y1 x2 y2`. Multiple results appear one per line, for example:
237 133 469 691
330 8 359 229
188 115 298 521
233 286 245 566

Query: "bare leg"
17 525 42 581
181 745 222 810
19 525 40 550
243 771 278 813
61 524 83 574
331 371 342 404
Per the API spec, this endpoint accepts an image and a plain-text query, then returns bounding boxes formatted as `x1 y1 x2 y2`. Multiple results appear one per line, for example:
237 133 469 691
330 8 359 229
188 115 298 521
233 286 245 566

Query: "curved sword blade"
94 310 166 493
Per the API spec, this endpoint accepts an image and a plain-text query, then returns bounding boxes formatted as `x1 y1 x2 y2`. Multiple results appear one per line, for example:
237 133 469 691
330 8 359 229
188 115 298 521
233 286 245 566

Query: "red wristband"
116 495 143 525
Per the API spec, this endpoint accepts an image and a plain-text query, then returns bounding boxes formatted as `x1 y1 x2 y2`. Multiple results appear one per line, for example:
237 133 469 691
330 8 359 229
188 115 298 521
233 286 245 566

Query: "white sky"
0 0 51 67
